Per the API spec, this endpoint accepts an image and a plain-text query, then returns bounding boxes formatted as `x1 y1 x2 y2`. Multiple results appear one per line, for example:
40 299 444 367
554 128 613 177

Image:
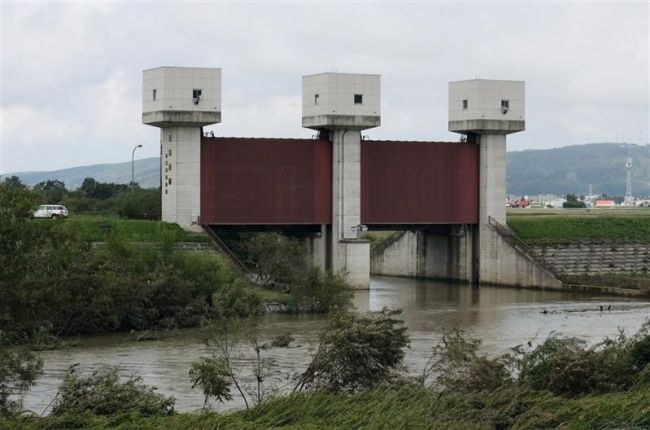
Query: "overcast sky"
1 1 648 173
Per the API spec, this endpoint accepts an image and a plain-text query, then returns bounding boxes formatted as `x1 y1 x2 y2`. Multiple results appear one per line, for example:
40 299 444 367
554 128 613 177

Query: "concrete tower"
625 157 634 205
448 79 525 284
302 72 381 288
142 67 221 228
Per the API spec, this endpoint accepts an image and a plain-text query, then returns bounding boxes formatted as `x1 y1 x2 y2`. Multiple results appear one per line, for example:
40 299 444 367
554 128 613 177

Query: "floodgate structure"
142 66 560 290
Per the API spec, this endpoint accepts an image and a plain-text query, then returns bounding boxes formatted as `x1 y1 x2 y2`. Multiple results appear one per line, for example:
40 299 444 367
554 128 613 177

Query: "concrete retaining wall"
479 228 562 289
532 242 650 276
370 232 421 277
370 226 562 290
370 229 473 282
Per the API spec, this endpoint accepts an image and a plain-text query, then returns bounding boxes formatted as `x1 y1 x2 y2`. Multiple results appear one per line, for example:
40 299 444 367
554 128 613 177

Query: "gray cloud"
2 2 648 173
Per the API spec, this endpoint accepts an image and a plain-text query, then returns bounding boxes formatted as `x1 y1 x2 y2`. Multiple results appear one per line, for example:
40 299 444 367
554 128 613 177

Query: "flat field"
507 207 650 243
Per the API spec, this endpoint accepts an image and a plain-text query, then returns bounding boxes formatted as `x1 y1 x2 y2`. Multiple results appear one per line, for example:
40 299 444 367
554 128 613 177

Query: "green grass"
6 385 650 429
507 215 650 244
31 214 209 243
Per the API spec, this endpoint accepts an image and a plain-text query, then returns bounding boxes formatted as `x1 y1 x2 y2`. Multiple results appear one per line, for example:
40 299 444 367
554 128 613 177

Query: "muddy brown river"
23 276 650 413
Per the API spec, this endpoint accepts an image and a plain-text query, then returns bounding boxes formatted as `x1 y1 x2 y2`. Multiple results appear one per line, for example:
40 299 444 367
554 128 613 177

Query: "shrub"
52 365 174 416
519 334 635 396
288 268 352 313
114 188 161 220
0 344 43 417
189 357 232 407
212 278 264 319
295 309 409 392
240 232 308 285
423 329 514 392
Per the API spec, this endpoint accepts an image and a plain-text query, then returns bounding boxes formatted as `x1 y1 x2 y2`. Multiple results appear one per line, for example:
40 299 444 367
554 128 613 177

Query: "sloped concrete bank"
532 241 650 298
370 232 650 297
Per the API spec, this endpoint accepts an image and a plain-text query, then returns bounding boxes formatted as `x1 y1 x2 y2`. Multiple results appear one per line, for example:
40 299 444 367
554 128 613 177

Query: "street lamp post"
131 144 143 189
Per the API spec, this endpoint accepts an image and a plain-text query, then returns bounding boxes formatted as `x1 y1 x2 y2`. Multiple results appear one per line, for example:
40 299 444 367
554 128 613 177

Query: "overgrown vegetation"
4 318 650 429
0 184 261 344
3 175 160 219
51 365 174 417
0 344 43 417
295 309 409 393
225 231 352 313
32 215 208 243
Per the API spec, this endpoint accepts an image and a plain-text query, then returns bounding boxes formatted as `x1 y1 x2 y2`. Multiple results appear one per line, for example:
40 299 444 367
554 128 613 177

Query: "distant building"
508 196 530 208
595 199 615 208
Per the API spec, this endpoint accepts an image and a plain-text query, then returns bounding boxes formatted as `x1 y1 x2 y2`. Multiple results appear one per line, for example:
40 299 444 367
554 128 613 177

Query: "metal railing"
487 216 560 277
198 218 251 275
370 231 407 256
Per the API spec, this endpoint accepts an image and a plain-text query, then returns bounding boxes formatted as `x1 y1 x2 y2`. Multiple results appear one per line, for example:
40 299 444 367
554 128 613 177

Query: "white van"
33 205 69 219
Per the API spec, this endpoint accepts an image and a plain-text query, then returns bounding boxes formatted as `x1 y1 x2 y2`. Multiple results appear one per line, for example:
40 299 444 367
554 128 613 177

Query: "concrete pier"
302 72 380 289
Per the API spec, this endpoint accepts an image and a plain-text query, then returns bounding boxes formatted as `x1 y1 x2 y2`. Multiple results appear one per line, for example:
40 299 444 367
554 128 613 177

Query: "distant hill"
507 143 650 197
3 143 649 196
1 158 161 189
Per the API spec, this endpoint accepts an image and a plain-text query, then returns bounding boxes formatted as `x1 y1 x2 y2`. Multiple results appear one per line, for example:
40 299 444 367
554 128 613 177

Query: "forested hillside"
3 143 649 195
507 143 649 196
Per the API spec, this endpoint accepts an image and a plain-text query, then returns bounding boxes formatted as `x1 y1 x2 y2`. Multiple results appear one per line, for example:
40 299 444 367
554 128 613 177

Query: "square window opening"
354 94 363 104
462 99 468 110
192 89 202 104
501 99 509 114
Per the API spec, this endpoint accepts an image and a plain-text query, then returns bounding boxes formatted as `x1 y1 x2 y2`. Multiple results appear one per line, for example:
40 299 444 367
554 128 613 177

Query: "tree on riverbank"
0 346 43 417
294 309 409 393
0 185 262 344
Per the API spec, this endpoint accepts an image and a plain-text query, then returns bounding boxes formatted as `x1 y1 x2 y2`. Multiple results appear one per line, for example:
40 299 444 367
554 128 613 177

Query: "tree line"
2 175 160 219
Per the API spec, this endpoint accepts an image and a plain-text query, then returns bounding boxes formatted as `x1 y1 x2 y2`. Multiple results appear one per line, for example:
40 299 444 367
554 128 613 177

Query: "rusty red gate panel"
361 140 479 224
201 137 332 225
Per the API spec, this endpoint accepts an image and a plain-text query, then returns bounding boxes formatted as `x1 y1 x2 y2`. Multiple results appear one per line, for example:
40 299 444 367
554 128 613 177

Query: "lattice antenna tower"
625 157 633 205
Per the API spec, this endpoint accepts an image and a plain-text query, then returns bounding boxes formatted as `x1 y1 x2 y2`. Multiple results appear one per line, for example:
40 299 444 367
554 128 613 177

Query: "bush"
115 188 161 220
211 278 264 319
239 232 308 285
2 187 260 342
0 345 43 417
295 309 409 392
424 329 514 392
519 335 634 396
52 365 174 416
189 357 233 407
288 268 352 313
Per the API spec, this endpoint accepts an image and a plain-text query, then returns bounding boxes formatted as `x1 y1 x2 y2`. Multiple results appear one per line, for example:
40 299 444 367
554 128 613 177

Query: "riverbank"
32 214 210 243
18 277 650 414
507 208 650 244
6 384 650 429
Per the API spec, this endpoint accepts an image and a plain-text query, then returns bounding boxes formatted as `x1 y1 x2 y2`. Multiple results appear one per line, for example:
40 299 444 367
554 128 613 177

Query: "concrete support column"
305 225 328 272
160 126 201 227
331 129 370 289
478 133 506 283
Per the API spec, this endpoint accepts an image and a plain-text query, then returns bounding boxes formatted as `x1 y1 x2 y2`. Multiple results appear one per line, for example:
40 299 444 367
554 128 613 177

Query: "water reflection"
23 276 650 414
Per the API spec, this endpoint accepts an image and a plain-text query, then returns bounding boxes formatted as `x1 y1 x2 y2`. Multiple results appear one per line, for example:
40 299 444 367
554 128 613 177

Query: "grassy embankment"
6 385 650 429
508 208 650 291
31 214 209 243
507 207 650 244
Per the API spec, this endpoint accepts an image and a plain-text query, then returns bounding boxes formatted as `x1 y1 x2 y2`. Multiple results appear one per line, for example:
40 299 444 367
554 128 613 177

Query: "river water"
23 276 650 414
